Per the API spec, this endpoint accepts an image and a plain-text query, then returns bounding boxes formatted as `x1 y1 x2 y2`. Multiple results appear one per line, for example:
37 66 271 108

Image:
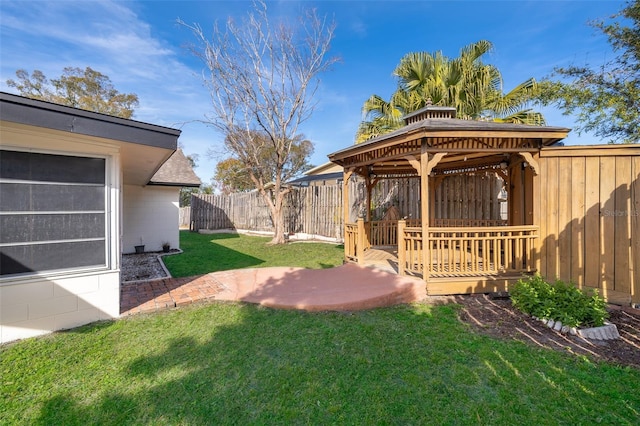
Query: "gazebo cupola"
402 103 456 124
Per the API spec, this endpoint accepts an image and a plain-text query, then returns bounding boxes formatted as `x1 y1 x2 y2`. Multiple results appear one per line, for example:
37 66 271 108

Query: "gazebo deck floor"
361 246 399 274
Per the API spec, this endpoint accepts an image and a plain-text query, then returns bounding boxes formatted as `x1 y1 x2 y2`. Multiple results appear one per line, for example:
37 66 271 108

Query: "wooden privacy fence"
179 207 190 228
369 173 505 222
191 185 346 238
191 173 505 240
536 146 640 305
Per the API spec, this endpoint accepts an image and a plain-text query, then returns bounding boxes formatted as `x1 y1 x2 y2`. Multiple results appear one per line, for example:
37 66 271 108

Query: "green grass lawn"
162 231 344 277
2 302 639 425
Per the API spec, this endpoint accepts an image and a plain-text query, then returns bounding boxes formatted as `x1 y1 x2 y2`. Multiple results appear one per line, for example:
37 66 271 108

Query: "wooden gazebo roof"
328 106 571 178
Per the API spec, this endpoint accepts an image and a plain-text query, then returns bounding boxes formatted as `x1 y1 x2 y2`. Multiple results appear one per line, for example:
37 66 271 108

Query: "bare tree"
180 1 337 244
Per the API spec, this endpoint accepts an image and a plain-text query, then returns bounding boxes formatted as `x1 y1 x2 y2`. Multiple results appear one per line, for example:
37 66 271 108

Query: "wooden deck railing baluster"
397 225 539 278
344 223 358 262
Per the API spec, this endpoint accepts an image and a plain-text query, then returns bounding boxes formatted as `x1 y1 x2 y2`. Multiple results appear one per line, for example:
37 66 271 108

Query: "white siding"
122 185 180 253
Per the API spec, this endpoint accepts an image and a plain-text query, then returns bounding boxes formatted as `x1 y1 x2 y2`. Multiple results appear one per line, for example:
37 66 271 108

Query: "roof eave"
329 125 570 164
0 91 180 149
147 181 202 188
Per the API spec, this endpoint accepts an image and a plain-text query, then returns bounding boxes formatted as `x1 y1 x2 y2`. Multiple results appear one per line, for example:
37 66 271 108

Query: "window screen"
0 150 107 276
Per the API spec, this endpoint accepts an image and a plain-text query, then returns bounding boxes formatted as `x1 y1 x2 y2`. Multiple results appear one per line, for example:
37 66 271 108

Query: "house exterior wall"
0 272 120 343
305 162 343 176
122 185 179 253
535 145 640 306
0 121 122 344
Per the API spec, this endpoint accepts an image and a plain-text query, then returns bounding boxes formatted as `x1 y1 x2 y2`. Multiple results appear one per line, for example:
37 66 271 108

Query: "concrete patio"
121 263 426 315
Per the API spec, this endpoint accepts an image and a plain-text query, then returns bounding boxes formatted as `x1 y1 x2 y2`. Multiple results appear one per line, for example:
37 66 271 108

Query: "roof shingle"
149 149 201 187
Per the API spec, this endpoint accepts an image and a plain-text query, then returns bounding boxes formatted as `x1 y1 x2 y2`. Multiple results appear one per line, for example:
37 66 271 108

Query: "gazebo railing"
427 226 538 277
398 222 539 278
369 218 507 248
397 225 424 276
369 219 420 246
344 222 360 262
431 218 507 227
346 219 537 278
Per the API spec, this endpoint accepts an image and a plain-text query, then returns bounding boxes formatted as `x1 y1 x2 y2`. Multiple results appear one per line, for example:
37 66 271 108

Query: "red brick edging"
121 275 224 316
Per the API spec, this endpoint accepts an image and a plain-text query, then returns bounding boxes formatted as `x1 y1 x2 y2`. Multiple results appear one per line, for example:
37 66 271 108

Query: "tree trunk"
270 206 286 244
262 189 287 245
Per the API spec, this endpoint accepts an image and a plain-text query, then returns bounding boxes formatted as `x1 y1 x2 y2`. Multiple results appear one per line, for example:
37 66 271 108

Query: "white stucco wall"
122 185 180 254
0 122 122 344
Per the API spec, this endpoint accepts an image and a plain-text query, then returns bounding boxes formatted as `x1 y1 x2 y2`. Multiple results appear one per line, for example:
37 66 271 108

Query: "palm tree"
356 40 544 142
355 93 410 143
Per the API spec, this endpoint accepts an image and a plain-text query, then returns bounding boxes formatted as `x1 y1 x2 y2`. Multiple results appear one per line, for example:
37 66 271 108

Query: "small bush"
510 275 608 328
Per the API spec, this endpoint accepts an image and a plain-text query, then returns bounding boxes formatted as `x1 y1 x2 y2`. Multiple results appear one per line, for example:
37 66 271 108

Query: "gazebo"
328 106 640 306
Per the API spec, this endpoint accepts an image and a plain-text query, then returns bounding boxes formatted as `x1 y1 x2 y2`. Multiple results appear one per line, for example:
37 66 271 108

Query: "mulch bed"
121 252 172 282
452 294 640 369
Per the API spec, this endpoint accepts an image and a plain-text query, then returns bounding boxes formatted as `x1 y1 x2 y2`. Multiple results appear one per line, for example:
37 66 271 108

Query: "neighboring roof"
288 172 343 186
304 162 343 176
0 92 181 185
149 149 202 187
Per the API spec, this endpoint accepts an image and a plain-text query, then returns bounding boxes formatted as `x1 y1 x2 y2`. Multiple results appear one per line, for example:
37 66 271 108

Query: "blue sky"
0 0 624 182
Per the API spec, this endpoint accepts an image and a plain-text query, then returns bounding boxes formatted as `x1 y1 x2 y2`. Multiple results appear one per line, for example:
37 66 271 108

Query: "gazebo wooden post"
343 168 354 261
397 219 406 275
364 173 380 249
525 154 543 273
343 168 354 225
365 176 372 222
420 145 430 282
531 152 542 273
365 174 373 251
422 150 447 282
357 217 365 264
509 159 523 226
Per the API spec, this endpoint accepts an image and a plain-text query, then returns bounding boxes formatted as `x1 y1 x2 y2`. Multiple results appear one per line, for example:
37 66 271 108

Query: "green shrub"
509 275 553 319
510 276 608 328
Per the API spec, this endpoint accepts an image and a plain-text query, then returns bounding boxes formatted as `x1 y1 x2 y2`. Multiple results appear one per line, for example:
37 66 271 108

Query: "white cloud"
0 0 219 180
349 19 367 38
2 0 618 181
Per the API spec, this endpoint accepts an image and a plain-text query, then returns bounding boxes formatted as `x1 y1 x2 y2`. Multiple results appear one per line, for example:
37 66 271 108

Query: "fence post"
397 219 406 276
357 217 365 264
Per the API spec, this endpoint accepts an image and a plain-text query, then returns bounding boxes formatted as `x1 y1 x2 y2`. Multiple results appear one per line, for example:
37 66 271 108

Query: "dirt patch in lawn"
450 294 640 369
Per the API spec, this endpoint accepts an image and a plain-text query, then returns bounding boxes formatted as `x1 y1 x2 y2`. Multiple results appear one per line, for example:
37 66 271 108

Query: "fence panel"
190 173 504 240
190 185 350 239
179 207 190 228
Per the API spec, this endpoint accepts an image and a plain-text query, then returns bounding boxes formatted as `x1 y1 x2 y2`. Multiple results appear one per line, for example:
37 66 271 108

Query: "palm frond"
493 109 546 126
